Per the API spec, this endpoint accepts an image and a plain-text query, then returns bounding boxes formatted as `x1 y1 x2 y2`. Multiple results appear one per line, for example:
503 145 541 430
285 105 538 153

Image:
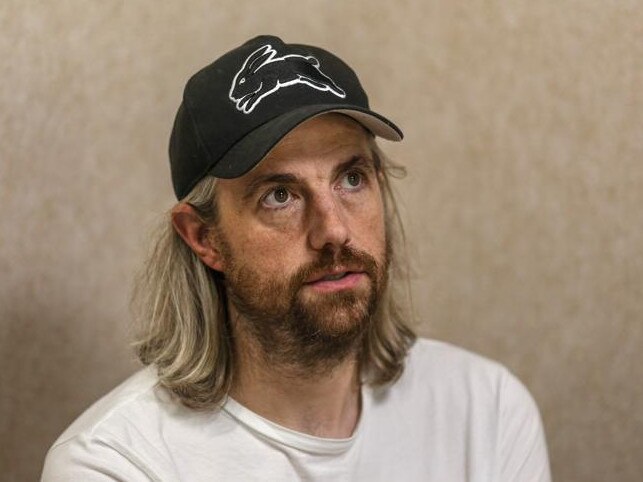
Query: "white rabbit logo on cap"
229 44 346 114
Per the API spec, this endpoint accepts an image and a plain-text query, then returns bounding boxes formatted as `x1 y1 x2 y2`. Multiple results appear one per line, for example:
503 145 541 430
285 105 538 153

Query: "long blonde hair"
132 143 416 409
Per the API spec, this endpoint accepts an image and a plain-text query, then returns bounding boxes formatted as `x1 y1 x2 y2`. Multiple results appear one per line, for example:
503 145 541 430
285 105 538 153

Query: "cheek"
351 194 387 253
229 225 306 275
369 216 387 259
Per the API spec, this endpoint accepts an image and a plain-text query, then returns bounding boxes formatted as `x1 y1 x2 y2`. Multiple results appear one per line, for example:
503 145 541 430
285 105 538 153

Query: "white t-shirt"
42 339 551 481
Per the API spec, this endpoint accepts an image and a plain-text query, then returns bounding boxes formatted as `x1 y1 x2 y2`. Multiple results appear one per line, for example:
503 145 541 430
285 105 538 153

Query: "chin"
295 291 373 338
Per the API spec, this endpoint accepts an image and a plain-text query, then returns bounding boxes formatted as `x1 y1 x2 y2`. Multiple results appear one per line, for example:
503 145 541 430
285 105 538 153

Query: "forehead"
247 113 374 176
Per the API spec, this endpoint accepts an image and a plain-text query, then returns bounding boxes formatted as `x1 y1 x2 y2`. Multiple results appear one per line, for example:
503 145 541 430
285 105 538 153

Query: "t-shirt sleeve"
41 435 161 482
496 369 552 482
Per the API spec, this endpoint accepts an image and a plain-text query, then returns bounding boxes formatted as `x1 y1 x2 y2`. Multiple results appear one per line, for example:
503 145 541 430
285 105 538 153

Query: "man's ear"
171 203 225 272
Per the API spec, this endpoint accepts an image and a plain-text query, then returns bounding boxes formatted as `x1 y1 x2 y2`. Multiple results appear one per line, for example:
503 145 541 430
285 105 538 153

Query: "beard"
220 241 389 374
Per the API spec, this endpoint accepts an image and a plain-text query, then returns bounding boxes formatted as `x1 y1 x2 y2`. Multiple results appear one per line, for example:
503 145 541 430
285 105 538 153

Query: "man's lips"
304 268 362 284
303 269 367 292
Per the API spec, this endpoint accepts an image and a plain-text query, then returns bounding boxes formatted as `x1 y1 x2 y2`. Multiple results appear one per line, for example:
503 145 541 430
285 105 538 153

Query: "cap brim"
209 104 403 179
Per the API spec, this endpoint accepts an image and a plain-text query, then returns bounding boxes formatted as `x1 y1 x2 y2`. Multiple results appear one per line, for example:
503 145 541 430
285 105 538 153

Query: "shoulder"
42 366 178 481
394 338 551 481
403 338 510 391
48 366 161 447
400 338 540 411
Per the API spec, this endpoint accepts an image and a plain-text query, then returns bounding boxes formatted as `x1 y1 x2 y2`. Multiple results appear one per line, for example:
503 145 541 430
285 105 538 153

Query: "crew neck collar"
222 387 369 455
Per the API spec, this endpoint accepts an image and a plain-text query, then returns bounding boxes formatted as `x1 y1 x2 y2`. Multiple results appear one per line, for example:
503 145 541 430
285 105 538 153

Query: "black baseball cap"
169 35 403 200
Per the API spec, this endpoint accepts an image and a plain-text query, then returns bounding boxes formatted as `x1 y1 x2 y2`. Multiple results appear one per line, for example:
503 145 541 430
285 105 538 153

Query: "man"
43 35 551 481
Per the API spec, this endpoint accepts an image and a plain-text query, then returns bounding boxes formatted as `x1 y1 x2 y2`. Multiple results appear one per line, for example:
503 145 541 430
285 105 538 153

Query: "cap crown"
169 35 402 200
169 35 370 198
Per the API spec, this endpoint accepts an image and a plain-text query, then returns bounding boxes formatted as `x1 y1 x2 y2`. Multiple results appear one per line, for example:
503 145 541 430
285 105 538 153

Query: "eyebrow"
337 155 375 176
242 154 376 201
242 173 300 201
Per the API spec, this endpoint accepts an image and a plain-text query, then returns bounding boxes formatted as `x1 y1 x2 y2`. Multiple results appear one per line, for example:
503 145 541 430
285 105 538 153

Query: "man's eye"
263 187 292 207
341 171 363 190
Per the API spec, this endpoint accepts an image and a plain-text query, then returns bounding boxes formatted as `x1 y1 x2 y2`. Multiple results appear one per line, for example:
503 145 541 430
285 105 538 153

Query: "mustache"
290 245 380 289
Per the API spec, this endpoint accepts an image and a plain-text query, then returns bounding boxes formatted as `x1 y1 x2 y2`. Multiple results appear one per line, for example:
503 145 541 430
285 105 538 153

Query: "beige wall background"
1 1 641 480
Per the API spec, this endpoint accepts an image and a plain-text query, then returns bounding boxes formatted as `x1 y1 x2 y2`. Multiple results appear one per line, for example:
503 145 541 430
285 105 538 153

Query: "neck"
229 313 362 439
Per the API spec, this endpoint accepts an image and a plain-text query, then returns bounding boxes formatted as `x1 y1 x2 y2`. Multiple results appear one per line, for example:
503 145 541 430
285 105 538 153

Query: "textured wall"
1 1 642 480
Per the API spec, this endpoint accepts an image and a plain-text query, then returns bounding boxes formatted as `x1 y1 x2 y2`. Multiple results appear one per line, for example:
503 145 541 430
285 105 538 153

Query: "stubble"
220 240 389 375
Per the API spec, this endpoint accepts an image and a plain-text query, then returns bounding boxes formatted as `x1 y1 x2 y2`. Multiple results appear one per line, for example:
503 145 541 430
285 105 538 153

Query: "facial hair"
220 242 389 374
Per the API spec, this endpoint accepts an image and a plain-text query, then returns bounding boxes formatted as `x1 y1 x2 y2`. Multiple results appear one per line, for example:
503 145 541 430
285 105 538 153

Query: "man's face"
211 114 388 367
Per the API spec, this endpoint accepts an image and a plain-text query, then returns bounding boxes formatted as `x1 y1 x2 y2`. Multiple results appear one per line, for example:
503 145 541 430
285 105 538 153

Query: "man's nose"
307 193 351 252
